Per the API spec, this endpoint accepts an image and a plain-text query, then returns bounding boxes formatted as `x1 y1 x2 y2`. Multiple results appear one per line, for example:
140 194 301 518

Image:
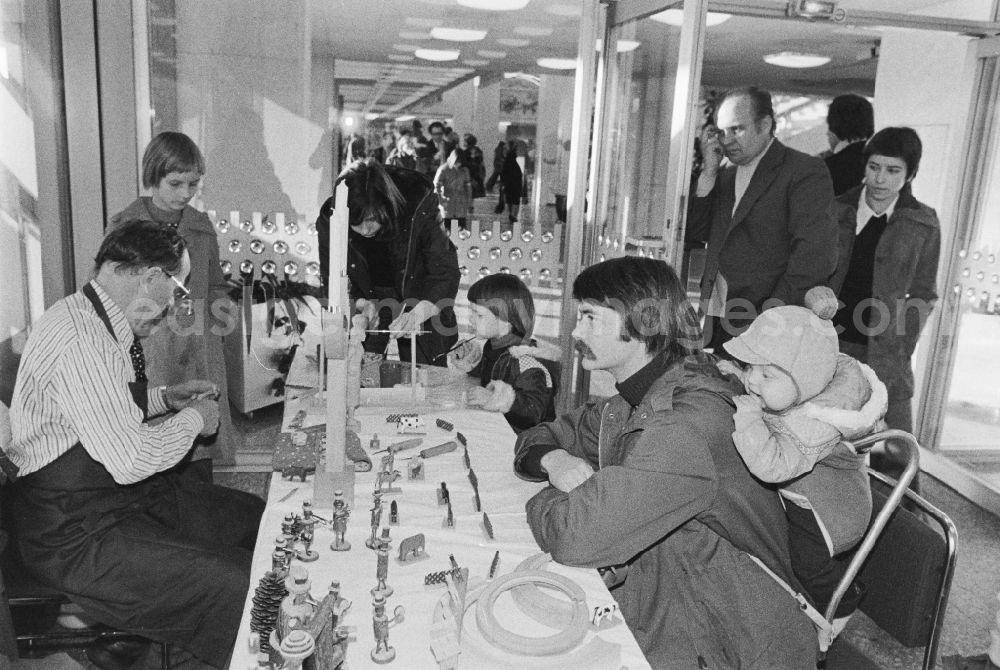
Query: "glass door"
560 0 708 404
919 35 1000 512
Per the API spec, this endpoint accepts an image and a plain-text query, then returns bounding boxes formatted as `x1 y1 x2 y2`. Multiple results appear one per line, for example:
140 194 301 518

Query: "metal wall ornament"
468 247 481 259
220 260 232 274
509 248 523 260
241 219 255 233
305 262 320 276
284 261 299 276
489 247 502 260
500 229 513 242
229 239 242 253
261 219 277 234
250 239 265 254
217 218 230 233
296 241 311 254
274 240 289 254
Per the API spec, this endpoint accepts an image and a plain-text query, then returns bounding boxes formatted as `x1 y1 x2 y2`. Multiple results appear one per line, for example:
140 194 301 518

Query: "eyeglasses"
165 272 190 301
162 270 194 317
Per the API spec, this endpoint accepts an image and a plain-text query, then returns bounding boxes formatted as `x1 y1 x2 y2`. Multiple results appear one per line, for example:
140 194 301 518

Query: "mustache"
575 341 596 359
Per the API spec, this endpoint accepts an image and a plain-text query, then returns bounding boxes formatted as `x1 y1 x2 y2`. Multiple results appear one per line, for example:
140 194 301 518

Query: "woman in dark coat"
316 158 460 364
500 141 524 223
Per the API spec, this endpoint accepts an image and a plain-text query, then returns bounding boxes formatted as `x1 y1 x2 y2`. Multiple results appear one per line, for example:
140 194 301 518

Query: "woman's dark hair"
827 94 874 143
141 131 205 189
573 256 701 357
464 133 478 147
468 273 535 340
718 86 775 137
864 126 922 179
336 158 406 235
95 220 186 275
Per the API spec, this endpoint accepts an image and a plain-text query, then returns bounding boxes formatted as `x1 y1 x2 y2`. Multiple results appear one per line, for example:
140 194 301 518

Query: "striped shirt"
9 281 203 483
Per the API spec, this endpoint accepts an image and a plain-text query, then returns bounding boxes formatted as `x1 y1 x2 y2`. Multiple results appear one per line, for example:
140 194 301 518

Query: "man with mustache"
5 221 264 668
514 257 818 669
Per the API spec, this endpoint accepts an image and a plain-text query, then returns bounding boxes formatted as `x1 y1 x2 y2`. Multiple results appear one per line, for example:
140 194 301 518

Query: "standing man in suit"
687 86 839 351
824 94 874 195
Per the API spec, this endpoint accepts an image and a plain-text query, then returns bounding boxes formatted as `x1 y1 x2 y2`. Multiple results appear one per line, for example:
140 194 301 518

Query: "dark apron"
8 284 263 667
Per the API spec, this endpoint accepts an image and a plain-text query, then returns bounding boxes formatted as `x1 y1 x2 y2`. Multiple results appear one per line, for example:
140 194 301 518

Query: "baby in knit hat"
722 305 887 631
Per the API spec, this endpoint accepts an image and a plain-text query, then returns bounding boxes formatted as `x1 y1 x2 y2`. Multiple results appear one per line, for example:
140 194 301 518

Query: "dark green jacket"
514 355 818 669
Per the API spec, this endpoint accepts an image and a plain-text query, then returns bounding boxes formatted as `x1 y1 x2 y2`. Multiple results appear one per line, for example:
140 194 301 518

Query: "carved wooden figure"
371 528 394 598
370 593 405 664
329 490 351 552
366 491 384 549
396 533 428 564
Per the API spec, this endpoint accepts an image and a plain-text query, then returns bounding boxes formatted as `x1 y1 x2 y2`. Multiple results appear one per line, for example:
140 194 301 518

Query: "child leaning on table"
719 303 887 634
448 274 558 433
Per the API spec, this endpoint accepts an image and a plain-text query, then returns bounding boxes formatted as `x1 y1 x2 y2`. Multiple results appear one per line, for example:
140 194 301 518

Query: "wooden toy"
397 533 428 564
329 490 351 552
370 593 405 664
371 528 394 598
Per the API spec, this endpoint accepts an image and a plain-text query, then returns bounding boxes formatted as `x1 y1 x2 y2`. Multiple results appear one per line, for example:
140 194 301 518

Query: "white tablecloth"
232 369 651 669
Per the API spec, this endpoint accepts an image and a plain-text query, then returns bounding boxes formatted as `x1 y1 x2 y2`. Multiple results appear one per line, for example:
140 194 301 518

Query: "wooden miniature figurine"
278 564 318 641
276 628 315 670
371 527 394 598
366 491 383 549
389 500 399 525
370 593 405 664
370 433 380 451
407 457 424 481
297 501 322 562
329 490 351 552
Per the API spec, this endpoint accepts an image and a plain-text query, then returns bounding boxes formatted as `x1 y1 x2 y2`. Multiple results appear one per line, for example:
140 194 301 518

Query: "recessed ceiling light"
398 30 432 40
763 51 831 68
430 27 488 42
537 57 577 70
597 39 641 53
393 44 420 53
514 26 554 37
496 37 531 47
649 10 732 27
545 4 581 17
477 49 508 59
388 54 415 62
464 59 490 66
417 0 454 5
415 48 461 62
404 17 443 28
456 0 530 9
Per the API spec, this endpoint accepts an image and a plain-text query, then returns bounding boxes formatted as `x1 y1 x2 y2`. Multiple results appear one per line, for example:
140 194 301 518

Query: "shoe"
85 636 151 670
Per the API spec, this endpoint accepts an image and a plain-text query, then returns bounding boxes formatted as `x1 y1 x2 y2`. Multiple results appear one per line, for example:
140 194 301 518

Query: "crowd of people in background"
342 119 529 225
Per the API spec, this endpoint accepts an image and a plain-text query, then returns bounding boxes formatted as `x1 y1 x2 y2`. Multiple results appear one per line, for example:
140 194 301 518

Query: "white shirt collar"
855 186 898 234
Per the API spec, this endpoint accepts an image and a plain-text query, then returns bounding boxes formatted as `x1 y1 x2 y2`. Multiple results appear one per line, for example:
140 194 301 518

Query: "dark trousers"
10 445 264 668
785 503 863 617
838 339 919 495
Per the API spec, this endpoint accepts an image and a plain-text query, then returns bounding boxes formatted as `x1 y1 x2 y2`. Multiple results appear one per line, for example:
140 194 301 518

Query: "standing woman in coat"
315 158 460 364
434 144 473 232
110 131 235 471
500 141 524 224
830 127 940 493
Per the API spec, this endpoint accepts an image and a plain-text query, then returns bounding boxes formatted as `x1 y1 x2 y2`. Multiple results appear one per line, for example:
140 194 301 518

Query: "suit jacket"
687 140 838 328
824 140 866 196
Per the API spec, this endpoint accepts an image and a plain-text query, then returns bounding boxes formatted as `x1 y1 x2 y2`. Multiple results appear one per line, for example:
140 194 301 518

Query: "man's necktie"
129 339 148 384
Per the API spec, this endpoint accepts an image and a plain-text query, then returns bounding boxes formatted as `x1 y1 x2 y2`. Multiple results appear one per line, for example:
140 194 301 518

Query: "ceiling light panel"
430 27 488 42
415 48 461 61
649 10 732 27
763 51 831 68
456 0 530 10
537 57 577 70
477 49 508 59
